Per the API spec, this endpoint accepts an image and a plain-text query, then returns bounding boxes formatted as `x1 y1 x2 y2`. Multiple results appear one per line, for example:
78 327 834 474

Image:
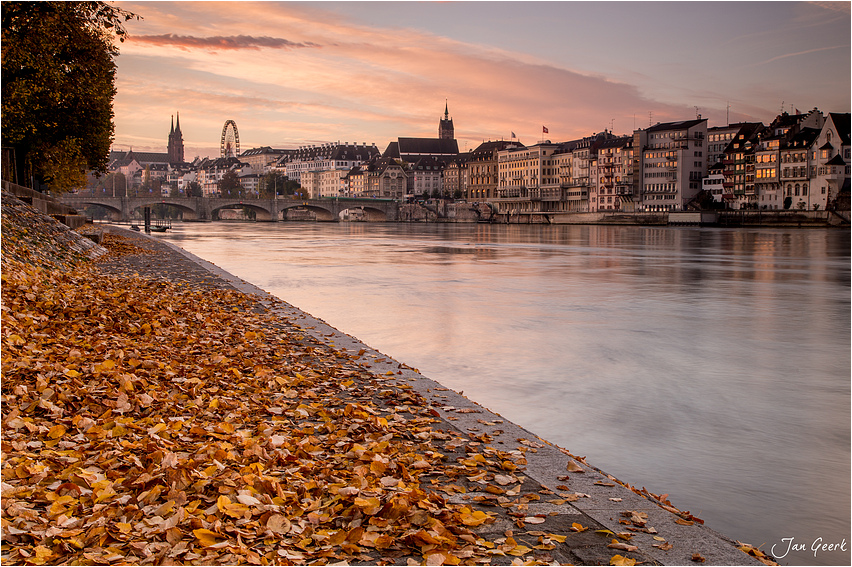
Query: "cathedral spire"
444 100 449 120
167 111 185 164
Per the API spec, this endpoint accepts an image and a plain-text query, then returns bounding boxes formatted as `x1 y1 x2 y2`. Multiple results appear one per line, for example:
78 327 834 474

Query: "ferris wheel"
220 120 240 158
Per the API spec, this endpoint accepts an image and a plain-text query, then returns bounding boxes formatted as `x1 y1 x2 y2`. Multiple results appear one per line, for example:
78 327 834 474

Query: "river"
157 222 850 566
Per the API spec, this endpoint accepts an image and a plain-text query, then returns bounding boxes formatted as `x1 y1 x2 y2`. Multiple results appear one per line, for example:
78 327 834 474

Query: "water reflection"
160 223 850 566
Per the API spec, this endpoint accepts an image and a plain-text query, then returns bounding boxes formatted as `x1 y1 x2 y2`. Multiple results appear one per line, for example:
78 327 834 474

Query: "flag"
542 126 549 134
511 131 516 138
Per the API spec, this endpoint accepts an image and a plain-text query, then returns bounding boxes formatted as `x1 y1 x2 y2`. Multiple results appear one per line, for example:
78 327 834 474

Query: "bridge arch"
66 199 123 221
278 202 336 222
337 205 388 222
210 199 275 221
130 198 198 220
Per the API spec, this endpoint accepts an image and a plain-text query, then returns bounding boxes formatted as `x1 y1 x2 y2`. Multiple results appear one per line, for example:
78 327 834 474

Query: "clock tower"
439 101 454 140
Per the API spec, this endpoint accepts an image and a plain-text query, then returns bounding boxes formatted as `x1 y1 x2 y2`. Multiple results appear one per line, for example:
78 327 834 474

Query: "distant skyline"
112 1 851 160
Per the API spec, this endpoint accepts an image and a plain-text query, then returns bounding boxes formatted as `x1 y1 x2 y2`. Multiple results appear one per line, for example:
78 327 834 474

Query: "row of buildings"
100 105 850 213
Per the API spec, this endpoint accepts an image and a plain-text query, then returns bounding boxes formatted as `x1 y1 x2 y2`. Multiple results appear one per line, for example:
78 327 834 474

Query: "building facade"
467 140 521 201
409 156 445 199
590 136 633 212
635 119 707 211
285 143 379 184
813 113 851 210
239 147 290 172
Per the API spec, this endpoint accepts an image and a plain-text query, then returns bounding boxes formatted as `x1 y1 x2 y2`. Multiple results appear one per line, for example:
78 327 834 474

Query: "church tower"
439 101 454 140
168 112 185 163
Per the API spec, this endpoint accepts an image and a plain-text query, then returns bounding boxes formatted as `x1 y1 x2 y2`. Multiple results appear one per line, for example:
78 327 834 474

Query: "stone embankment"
3 180 88 229
1 190 771 565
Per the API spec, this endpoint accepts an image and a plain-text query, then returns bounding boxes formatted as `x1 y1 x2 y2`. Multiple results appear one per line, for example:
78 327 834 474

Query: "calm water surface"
159 222 850 566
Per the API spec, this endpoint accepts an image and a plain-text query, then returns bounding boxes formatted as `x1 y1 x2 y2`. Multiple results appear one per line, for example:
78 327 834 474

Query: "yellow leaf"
209 398 220 409
95 485 117 503
193 528 225 546
154 500 176 516
571 522 588 532
26 545 54 565
354 496 382 515
48 424 67 439
48 495 76 515
459 508 493 527
141 323 152 334
507 544 533 556
65 538 84 550
7 334 25 346
217 495 232 513
148 423 167 435
547 533 567 543
326 529 347 546
610 555 637 566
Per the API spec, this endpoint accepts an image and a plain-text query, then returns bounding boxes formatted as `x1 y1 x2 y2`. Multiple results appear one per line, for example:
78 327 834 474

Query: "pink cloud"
129 34 320 51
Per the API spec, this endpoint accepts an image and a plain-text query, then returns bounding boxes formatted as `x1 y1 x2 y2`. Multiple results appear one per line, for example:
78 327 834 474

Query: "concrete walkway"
102 226 765 566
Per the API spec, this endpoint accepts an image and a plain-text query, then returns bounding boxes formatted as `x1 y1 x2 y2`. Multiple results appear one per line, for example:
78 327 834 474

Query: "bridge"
58 195 400 222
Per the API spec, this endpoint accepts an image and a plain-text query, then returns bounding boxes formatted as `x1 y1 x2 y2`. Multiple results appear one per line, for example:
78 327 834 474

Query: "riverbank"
2 191 768 565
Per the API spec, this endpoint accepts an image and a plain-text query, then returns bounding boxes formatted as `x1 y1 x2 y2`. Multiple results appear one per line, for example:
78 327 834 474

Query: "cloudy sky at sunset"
112 1 851 159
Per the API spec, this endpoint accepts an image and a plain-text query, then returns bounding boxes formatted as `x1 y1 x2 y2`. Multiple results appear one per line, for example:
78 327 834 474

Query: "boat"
149 225 169 232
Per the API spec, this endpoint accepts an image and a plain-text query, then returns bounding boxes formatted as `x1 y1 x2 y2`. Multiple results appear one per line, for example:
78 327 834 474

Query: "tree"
282 178 301 197
218 171 244 197
186 181 203 198
102 172 127 197
783 196 792 210
2 2 139 192
259 171 283 198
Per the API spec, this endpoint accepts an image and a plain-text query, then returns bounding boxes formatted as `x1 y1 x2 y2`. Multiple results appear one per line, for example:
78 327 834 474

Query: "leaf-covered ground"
1 194 775 566
1 207 511 565
0 196 566 566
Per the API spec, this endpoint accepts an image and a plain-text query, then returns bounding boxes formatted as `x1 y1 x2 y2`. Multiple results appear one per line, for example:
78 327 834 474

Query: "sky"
112 1 851 160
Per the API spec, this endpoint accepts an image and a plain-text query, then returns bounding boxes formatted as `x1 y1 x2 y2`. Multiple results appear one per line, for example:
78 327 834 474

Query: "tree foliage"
1 1 139 192
186 181 204 198
218 170 244 197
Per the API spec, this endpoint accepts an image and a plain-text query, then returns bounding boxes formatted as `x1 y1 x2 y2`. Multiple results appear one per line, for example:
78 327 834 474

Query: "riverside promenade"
1 192 768 565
